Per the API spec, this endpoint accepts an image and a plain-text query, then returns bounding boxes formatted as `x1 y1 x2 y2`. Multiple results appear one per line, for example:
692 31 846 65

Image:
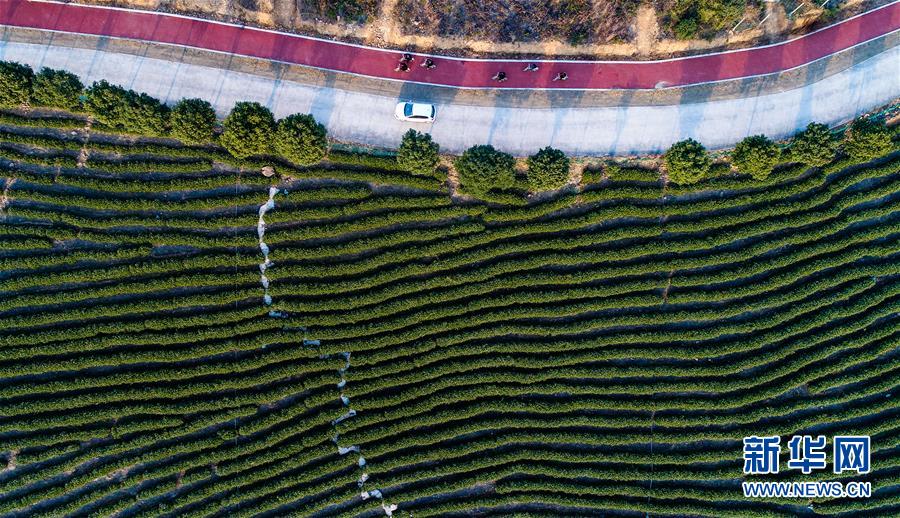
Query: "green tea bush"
0 61 33 107
731 134 780 180
664 138 710 184
169 98 217 144
455 144 515 195
327 149 403 170
274 113 328 165
31 68 84 110
397 129 440 176
526 146 569 191
219 101 275 158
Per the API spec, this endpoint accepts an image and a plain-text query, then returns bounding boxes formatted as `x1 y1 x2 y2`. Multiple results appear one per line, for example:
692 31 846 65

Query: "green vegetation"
0 62 897 517
31 68 84 111
842 117 893 161
308 0 378 23
790 122 838 167
731 134 780 180
664 138 710 184
526 146 570 191
0 60 34 107
455 144 516 195
169 98 217 144
219 101 276 159
85 80 170 135
397 129 440 176
274 113 328 165
666 0 746 40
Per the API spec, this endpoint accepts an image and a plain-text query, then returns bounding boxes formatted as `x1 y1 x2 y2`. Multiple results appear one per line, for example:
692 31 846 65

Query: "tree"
673 15 699 40
789 122 837 167
170 98 217 144
84 80 169 135
129 92 170 136
31 68 84 111
274 113 328 165
220 102 275 159
731 135 780 180
0 61 34 107
842 117 892 162
397 129 439 176
664 138 710 185
454 145 516 195
84 80 124 126
526 146 570 191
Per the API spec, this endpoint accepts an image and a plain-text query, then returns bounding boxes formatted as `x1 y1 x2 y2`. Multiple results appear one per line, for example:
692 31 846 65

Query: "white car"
394 101 435 122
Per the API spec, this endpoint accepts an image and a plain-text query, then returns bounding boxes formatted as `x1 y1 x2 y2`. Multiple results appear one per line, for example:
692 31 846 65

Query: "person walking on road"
523 63 539 72
421 58 436 69
395 62 410 73
553 72 568 81
492 71 508 82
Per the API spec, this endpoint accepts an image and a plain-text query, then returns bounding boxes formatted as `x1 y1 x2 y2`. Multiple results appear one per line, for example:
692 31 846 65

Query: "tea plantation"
0 97 898 515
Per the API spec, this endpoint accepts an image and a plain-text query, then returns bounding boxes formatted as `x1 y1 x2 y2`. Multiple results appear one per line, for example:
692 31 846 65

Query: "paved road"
2 39 896 155
1 0 898 89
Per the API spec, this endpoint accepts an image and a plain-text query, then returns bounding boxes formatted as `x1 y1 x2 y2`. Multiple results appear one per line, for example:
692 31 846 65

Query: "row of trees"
665 118 893 184
453 145 570 196
0 61 221 144
0 60 440 174
1 61 83 111
217 102 327 164
0 61 331 164
2 60 894 191
452 114 893 195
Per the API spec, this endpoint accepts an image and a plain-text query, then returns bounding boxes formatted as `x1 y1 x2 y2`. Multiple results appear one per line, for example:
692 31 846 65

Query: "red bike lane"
1 0 898 89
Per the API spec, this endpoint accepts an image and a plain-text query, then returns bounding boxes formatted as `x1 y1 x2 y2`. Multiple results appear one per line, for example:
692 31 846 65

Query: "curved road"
1 0 899 90
0 0 898 155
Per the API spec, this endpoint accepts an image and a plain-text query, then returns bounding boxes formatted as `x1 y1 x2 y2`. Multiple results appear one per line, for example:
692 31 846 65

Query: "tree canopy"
85 80 169 136
219 102 276 159
454 145 516 195
274 113 328 165
731 135 780 180
526 146 570 191
0 61 34 107
397 129 440 176
789 122 837 167
842 117 892 162
664 138 710 185
31 68 84 111
170 98 218 145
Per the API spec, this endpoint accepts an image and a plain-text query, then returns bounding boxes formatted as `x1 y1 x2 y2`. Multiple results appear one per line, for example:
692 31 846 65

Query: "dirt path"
76 119 92 169
634 5 659 56
2 449 16 471
365 0 399 46
763 0 789 39
661 270 675 304
0 178 14 218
